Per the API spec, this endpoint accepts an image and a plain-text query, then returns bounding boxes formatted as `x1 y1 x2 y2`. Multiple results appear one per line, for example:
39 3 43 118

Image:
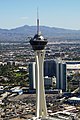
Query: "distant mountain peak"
0 25 80 42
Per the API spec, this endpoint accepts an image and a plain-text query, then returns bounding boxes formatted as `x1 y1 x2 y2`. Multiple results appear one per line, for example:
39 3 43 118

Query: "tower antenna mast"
37 8 39 35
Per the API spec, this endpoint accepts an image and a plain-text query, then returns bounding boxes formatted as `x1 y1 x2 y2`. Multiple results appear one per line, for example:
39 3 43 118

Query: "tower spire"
37 8 39 35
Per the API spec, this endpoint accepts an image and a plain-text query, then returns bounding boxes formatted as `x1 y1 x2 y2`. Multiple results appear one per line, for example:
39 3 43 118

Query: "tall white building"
56 61 67 92
29 62 36 89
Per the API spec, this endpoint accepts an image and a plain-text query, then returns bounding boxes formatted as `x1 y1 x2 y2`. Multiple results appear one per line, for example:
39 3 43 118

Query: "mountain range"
0 25 80 42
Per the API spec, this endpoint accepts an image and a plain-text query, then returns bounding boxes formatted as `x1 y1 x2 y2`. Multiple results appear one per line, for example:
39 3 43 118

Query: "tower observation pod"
29 11 48 119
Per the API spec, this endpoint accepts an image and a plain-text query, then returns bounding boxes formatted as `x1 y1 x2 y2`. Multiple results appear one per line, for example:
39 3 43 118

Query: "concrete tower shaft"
35 50 47 117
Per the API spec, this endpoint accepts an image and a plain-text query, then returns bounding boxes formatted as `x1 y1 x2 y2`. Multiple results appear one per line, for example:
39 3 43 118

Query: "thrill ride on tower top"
29 10 48 51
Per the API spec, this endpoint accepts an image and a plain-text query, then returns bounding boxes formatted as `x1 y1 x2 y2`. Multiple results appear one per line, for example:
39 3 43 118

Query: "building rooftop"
69 97 80 101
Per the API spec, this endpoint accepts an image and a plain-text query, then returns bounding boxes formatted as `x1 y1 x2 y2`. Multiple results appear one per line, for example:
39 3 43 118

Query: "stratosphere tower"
29 11 48 119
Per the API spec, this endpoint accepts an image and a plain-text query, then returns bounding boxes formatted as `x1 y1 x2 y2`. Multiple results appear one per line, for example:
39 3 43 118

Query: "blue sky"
0 0 80 29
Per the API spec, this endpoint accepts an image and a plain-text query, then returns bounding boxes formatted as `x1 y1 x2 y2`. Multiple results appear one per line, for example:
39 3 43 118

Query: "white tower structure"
29 11 48 119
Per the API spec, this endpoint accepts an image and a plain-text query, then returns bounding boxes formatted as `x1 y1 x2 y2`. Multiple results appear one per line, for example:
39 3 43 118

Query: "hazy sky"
0 0 80 29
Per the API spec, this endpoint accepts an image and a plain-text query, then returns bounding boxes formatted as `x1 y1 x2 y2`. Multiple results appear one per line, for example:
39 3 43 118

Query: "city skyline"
0 0 80 30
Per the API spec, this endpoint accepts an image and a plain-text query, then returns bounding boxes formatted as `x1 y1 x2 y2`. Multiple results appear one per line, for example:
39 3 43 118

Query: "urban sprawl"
0 40 80 119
